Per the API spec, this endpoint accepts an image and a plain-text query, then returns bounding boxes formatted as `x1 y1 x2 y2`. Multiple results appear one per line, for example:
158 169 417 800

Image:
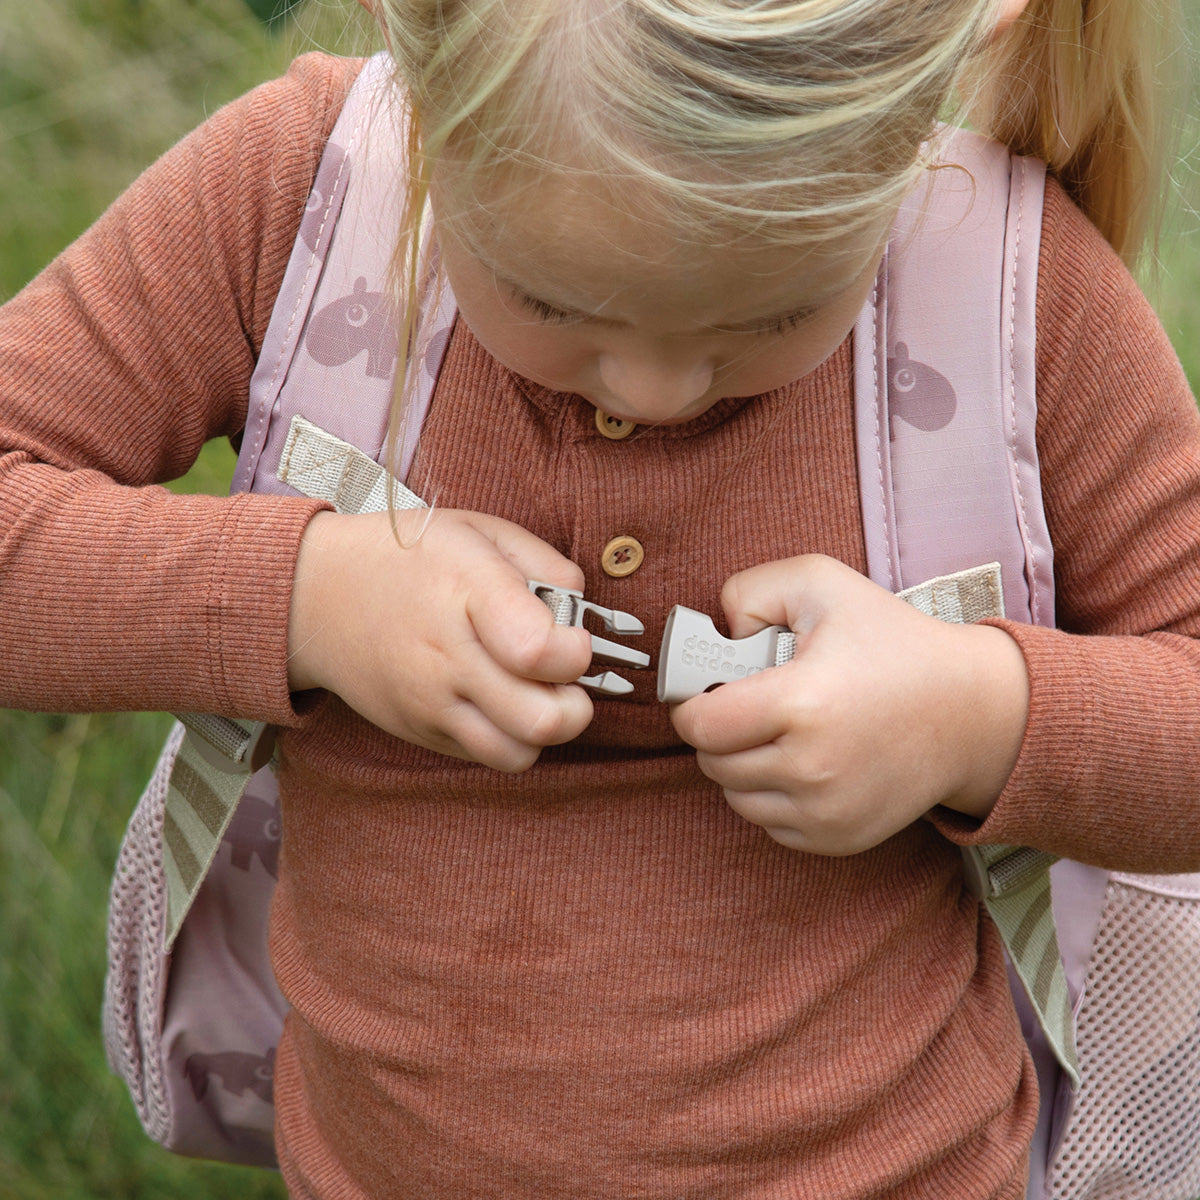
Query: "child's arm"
287 508 594 771
669 555 1029 856
676 180 1200 875
0 57 355 722
0 53 595 769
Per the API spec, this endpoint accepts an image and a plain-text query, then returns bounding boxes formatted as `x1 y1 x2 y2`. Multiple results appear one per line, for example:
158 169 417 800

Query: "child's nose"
597 348 714 422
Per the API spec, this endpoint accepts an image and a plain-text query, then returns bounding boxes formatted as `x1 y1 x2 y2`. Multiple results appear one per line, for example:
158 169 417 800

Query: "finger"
721 554 848 640
719 787 810 840
693 741 798 796
475 677 594 750
414 695 548 773
467 511 586 594
727 794 880 858
469 580 595 684
719 788 857 856
671 664 797 755
451 638 594 747
720 557 809 639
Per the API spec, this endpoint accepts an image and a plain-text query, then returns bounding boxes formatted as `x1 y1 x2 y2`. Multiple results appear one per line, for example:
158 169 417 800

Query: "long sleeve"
0 54 360 720
933 181 1200 872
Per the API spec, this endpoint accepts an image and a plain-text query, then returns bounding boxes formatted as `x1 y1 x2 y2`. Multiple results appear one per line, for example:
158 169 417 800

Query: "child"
3 0 1199 1195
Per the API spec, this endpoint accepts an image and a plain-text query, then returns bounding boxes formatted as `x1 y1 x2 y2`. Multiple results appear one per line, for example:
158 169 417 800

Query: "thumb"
721 554 843 640
451 512 594 681
463 511 586 594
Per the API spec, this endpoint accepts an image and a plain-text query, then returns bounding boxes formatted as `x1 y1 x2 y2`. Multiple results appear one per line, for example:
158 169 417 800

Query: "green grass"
0 0 369 1193
0 0 375 300
1 1 1199 1195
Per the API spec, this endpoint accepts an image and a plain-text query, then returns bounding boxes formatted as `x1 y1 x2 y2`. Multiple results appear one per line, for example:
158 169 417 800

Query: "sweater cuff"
929 618 1200 872
930 618 1088 851
204 490 331 725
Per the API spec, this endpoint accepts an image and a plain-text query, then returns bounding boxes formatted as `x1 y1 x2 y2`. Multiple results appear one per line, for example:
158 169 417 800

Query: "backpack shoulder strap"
854 127 1054 627
163 52 458 946
853 129 1084 1092
231 51 455 499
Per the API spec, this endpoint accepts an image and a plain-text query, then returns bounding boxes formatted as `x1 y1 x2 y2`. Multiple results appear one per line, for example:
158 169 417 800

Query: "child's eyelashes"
514 292 587 326
713 306 818 337
512 287 813 337
745 310 811 336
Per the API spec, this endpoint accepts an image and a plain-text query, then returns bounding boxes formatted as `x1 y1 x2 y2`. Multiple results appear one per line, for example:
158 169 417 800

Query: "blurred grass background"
0 0 1198 1196
0 0 373 1195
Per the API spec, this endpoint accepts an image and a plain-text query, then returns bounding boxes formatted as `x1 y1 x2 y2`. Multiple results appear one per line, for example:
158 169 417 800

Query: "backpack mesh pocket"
102 723 183 1146
1050 873 1200 1199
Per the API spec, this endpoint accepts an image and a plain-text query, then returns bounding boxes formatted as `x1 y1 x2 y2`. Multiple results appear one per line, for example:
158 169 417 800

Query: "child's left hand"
669 555 1030 856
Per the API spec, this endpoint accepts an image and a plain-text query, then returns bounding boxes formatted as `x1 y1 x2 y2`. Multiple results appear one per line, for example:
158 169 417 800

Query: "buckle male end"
529 581 650 696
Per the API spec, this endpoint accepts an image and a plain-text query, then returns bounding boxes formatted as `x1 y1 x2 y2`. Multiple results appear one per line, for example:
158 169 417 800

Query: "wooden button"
601 535 644 578
595 409 636 440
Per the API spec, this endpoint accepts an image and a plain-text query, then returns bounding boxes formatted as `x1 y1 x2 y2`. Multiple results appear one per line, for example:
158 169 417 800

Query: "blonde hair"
376 0 998 467
381 0 1002 241
372 0 1182 470
963 0 1184 267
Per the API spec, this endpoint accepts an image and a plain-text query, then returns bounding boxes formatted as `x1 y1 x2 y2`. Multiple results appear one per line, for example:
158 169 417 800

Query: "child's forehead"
440 166 885 308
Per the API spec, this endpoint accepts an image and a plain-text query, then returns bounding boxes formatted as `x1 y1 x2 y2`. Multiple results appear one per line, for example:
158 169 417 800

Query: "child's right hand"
286 508 595 771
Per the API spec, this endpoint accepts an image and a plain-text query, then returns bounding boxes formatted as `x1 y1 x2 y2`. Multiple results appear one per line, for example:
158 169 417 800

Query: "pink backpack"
102 53 1200 1198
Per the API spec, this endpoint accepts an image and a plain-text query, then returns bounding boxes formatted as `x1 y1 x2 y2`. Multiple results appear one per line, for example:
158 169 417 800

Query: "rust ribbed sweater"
4 54 1200 1199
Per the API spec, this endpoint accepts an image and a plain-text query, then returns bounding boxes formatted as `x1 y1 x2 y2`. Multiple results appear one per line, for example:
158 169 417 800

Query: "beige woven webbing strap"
966 841 1077 1087
277 416 426 515
163 715 269 947
896 562 1007 625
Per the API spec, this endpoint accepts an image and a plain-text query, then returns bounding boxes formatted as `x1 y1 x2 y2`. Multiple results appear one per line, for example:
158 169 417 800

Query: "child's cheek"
464 310 596 396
